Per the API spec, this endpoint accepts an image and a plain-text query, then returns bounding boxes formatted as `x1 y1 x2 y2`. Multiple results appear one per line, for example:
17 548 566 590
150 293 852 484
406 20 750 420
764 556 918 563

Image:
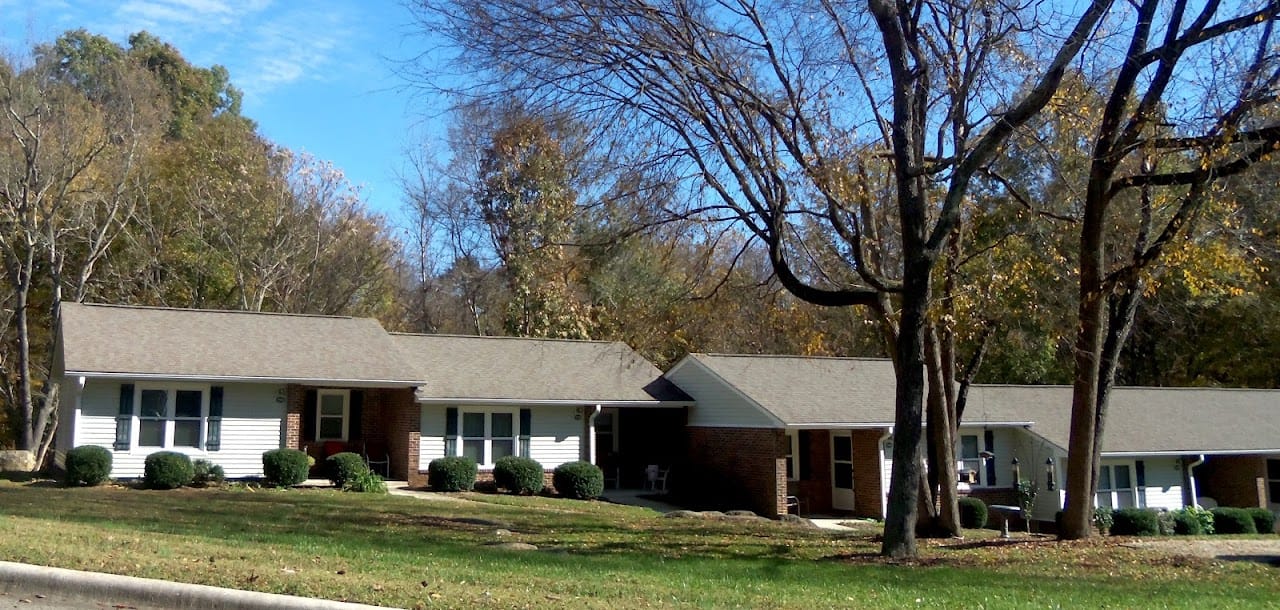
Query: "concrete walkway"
0 561 392 610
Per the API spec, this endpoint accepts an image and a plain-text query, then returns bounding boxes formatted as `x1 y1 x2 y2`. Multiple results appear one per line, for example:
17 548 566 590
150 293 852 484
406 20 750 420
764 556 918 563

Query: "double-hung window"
785 431 800 481
316 390 350 441
135 386 207 449
1096 463 1140 509
459 410 517 467
957 435 982 485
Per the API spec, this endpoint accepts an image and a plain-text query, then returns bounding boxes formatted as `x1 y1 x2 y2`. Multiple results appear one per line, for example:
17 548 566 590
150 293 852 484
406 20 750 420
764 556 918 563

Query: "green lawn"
0 482 1275 609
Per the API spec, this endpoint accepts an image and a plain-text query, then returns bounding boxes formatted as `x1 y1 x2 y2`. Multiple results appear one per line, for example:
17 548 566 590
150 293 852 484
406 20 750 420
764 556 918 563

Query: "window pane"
1098 466 1112 491
462 439 484 463
491 440 515 461
960 436 979 459
833 436 852 462
491 413 513 438
1095 493 1114 509
462 413 485 437
175 390 202 418
834 463 854 489
1267 459 1280 480
1116 490 1136 509
139 420 164 447
320 394 345 416
173 420 200 447
319 416 344 439
140 390 167 417
1269 481 1280 502
1113 465 1131 489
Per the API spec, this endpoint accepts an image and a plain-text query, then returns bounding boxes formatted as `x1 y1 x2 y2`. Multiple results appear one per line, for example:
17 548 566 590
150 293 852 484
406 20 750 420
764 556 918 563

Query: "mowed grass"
0 482 1276 609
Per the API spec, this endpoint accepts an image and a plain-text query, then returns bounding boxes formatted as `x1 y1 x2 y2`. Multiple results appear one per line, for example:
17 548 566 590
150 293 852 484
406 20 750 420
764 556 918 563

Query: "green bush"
553 461 604 500
1093 506 1115 533
344 469 388 493
957 497 988 529
1174 506 1215 535
493 456 544 495
1109 508 1161 536
427 457 477 492
325 452 369 488
143 451 194 489
1245 507 1275 534
64 445 112 487
262 448 310 487
191 459 225 487
1210 507 1258 535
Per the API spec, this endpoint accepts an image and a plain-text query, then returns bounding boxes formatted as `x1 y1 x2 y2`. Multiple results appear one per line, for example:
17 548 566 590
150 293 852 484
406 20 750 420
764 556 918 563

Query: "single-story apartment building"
54 303 689 484
665 353 1280 525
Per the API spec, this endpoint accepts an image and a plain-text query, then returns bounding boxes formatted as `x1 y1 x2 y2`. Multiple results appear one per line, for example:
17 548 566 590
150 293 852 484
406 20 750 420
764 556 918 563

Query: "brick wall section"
284 384 304 450
686 426 787 517
851 429 886 519
1198 455 1267 508
375 388 418 482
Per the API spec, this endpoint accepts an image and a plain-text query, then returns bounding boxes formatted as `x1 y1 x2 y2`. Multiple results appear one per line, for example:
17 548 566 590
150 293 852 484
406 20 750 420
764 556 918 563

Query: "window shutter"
206 386 223 451
114 383 134 451
519 408 532 458
984 430 996 486
1135 460 1145 487
445 407 458 456
348 391 364 441
798 430 811 480
302 390 317 442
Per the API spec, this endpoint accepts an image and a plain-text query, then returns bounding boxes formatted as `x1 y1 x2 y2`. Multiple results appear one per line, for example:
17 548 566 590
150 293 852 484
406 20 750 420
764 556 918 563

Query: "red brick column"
284 384 305 450
851 429 887 519
380 388 420 485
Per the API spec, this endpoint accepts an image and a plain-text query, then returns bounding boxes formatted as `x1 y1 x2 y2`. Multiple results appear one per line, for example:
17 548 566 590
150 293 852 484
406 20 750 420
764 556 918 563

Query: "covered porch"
285 384 419 480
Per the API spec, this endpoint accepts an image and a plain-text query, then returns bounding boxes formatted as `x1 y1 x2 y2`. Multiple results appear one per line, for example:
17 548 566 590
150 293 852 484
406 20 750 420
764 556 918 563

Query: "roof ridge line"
72 302 357 320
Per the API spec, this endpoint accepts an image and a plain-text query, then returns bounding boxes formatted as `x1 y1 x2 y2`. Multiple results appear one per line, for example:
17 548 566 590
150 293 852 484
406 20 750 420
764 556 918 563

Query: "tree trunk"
923 327 961 537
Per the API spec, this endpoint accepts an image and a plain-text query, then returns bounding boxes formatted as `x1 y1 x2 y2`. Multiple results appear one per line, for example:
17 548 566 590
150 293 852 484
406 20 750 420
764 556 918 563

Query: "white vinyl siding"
1138 457 1185 511
74 379 284 479
419 403 582 469
668 359 777 428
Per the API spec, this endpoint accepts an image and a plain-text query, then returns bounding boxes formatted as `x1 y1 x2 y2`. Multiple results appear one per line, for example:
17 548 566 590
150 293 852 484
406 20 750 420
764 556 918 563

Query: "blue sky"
0 1 441 223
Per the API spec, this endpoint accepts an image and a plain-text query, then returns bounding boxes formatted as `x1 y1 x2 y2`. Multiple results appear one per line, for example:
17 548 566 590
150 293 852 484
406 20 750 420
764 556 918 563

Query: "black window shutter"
984 430 996 485
1135 460 1145 488
445 407 458 456
348 391 363 441
798 430 812 480
302 389 317 443
114 383 134 451
519 408 532 458
206 386 223 451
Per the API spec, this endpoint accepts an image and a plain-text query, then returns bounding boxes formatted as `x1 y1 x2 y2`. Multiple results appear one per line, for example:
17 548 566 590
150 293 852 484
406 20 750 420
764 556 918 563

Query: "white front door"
832 431 855 511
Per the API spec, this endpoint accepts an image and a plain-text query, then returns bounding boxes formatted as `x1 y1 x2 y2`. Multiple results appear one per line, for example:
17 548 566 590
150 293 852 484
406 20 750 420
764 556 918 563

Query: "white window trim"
316 389 351 442
1096 461 1144 509
785 430 800 481
457 408 519 468
957 434 985 487
132 383 210 451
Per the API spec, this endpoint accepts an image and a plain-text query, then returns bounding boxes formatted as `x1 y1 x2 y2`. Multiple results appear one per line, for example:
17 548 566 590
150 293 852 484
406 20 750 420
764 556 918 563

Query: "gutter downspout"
878 427 894 519
1187 454 1206 508
587 405 602 464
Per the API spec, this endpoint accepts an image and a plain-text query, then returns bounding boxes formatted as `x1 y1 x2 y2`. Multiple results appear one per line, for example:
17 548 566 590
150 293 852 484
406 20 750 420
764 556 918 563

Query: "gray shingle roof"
391 334 690 404
680 354 901 425
59 303 422 385
682 354 1280 454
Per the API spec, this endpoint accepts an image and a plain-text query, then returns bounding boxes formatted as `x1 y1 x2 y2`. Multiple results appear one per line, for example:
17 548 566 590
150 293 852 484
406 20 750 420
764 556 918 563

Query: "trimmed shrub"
1171 509 1205 535
553 461 604 500
1156 510 1176 536
1245 507 1275 534
262 448 310 487
957 497 988 529
144 451 194 489
191 459 225 487
1178 506 1215 535
1210 507 1258 535
64 445 112 487
326 452 369 488
493 456 544 495
427 457 477 492
1109 508 1161 536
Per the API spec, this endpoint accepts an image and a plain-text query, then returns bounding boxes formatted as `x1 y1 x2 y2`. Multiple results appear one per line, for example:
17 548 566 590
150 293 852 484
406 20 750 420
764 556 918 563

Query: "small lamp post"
1011 457 1020 484
1045 458 1057 491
